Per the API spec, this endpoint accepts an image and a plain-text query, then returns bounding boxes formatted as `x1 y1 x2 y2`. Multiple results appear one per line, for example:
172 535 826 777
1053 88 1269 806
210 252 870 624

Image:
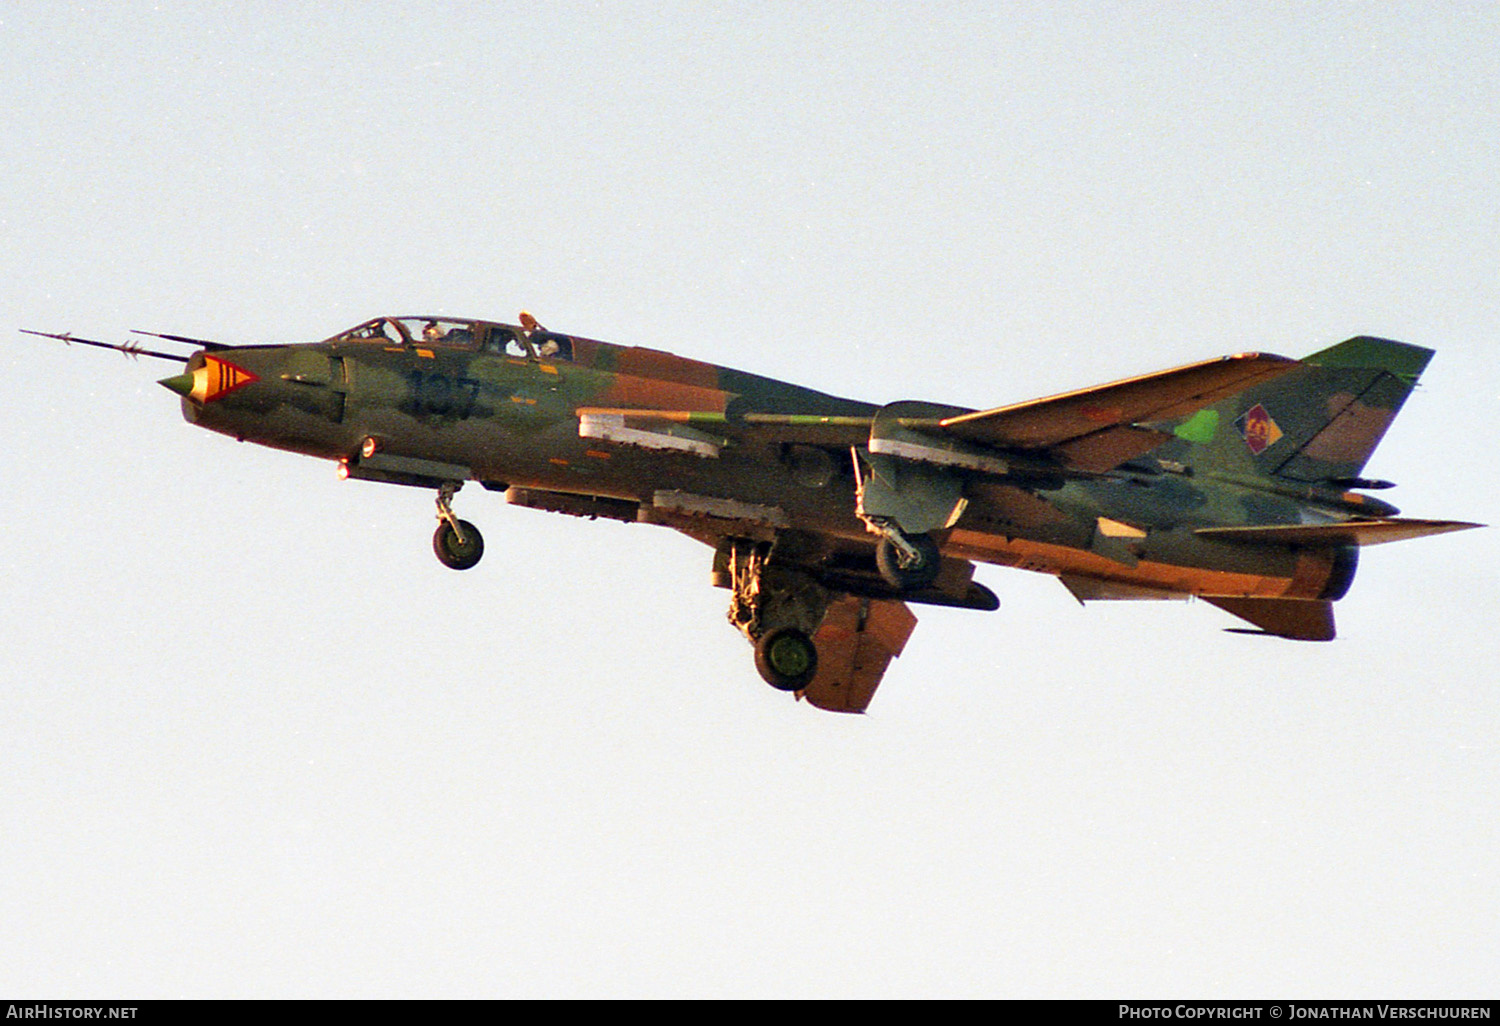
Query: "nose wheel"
434 518 484 570
433 480 484 570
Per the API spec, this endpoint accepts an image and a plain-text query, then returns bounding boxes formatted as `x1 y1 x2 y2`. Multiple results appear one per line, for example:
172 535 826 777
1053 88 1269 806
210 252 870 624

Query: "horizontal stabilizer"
798 595 917 713
1195 518 1482 547
1203 597 1336 641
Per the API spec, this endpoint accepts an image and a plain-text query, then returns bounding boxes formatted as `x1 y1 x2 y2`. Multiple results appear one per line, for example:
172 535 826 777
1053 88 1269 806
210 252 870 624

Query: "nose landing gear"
433 480 484 570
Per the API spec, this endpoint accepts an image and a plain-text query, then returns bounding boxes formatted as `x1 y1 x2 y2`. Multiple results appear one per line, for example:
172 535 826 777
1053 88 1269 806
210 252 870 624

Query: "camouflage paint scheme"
43 316 1481 713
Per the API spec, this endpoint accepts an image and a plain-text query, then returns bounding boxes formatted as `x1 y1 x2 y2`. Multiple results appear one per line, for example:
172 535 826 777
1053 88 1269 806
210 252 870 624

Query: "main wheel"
754 627 819 691
875 532 941 591
433 519 484 570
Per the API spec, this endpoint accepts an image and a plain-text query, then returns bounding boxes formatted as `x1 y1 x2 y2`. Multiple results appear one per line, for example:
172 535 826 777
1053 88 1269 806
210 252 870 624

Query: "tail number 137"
405 371 481 418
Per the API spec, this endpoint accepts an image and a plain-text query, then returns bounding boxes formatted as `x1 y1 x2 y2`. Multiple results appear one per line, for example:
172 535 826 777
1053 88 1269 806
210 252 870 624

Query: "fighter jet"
25 315 1479 712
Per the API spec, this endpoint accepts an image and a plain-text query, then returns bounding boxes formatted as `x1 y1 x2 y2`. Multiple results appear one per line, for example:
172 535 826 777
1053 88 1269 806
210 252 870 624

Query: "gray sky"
2 1 1497 998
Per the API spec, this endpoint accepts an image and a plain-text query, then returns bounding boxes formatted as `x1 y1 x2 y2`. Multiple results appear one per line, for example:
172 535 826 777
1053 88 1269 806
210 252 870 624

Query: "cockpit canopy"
323 316 572 360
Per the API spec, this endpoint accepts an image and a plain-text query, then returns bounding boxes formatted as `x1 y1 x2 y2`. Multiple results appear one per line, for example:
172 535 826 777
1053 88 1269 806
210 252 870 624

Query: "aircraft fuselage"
176 322 1356 604
128 313 1474 709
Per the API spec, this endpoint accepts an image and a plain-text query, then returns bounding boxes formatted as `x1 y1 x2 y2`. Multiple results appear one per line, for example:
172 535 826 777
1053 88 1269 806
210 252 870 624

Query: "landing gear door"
858 400 974 535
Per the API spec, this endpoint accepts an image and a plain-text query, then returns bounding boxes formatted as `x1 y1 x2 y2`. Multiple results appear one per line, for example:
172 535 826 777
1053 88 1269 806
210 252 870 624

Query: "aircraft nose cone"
159 372 195 397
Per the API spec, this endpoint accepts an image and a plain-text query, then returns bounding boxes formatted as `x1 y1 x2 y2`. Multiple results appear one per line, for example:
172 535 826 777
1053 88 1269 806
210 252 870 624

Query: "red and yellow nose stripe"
159 356 258 402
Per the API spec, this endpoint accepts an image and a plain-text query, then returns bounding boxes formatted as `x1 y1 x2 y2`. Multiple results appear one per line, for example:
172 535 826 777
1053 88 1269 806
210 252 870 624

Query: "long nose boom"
20 328 189 362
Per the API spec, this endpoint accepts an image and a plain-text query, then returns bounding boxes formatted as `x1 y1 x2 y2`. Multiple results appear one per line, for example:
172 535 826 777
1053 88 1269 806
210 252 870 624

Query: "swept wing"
576 352 1297 474
933 351 1298 472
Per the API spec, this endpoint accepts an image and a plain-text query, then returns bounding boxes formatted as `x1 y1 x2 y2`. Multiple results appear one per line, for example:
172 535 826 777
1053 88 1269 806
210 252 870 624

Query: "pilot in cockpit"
482 327 516 354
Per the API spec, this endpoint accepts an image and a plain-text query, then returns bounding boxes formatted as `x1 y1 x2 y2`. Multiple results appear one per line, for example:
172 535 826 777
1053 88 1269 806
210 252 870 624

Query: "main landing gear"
720 539 830 692
872 523 942 592
754 627 819 691
432 480 484 570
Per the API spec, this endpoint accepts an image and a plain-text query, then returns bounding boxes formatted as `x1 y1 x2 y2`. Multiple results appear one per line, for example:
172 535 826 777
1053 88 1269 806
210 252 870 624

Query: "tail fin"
1162 336 1433 484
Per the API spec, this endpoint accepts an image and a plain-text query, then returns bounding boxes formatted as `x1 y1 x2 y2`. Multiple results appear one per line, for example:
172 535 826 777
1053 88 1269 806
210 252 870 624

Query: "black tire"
433 519 484 570
875 532 941 591
754 627 819 691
